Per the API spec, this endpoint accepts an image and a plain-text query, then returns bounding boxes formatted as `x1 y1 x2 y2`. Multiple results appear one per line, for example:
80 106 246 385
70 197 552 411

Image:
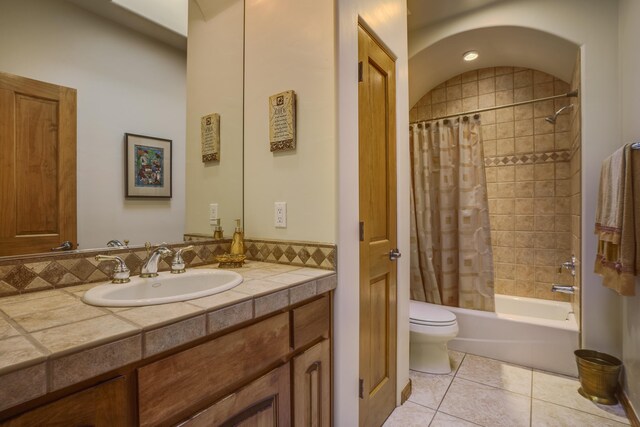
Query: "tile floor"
384 351 631 427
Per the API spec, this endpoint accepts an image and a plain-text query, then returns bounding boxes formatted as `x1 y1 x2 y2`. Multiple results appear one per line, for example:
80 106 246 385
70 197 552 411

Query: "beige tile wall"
410 66 580 302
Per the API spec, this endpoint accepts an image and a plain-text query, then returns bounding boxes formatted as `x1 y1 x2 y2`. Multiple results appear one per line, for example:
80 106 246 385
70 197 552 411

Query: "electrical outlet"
209 203 218 221
275 202 287 228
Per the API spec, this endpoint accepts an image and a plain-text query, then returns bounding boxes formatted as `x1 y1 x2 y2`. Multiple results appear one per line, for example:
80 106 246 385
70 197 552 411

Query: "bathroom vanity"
0 263 334 426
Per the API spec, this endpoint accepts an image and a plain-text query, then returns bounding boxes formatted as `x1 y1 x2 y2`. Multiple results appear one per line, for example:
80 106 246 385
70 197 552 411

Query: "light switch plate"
209 203 218 220
275 202 287 228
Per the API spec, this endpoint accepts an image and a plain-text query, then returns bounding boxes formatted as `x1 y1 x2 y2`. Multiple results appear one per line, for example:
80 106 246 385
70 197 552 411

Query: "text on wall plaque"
201 113 220 162
269 90 296 152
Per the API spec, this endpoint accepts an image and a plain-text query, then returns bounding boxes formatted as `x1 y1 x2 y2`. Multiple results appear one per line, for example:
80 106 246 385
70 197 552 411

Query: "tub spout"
551 284 576 294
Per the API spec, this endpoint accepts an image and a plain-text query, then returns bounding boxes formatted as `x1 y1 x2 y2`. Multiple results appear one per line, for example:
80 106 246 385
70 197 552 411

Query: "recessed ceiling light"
463 50 479 61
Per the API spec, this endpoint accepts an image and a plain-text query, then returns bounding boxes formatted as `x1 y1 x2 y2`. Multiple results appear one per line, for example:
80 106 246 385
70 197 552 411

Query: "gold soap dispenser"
230 219 245 256
212 219 224 239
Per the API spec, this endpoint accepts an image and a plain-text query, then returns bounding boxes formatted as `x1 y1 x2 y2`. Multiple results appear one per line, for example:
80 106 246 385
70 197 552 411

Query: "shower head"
545 104 574 124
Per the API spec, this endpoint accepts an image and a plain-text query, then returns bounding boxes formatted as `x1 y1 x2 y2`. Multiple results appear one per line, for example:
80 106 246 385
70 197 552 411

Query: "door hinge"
359 221 364 242
358 61 363 82
359 378 364 399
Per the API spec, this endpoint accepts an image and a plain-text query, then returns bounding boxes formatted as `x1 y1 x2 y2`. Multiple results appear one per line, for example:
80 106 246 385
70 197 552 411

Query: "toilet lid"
410 301 457 326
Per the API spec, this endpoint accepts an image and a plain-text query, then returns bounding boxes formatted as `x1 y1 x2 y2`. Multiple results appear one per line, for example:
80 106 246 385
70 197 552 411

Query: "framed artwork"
125 133 172 198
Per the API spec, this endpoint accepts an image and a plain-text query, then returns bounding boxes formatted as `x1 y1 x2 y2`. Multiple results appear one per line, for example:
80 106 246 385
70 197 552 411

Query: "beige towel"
594 144 639 296
595 147 625 244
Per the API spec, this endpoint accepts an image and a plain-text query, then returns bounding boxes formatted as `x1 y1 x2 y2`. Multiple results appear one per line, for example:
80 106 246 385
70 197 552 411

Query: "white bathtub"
444 294 579 376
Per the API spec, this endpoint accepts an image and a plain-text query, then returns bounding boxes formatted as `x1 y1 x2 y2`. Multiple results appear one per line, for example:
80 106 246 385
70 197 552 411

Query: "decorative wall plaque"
200 113 220 162
269 90 296 152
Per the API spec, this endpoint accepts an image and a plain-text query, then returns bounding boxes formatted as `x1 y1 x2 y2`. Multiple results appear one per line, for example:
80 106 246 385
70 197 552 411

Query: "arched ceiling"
409 26 579 107
407 0 512 32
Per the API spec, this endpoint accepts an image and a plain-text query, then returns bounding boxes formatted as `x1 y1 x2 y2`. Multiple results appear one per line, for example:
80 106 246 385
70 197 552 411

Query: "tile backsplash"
0 238 336 298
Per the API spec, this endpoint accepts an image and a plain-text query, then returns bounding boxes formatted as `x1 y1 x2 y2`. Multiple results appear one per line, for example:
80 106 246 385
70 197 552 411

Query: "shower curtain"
410 116 495 312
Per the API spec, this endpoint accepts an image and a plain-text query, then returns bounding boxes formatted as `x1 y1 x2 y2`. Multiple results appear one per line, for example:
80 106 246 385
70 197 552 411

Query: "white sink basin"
82 269 243 307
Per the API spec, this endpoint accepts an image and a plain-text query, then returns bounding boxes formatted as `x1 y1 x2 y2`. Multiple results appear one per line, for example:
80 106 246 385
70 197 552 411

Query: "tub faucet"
551 284 576 294
141 244 173 278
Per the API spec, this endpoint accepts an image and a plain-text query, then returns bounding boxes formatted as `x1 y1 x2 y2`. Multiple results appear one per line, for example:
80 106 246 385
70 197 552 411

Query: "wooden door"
357 25 398 427
292 339 331 427
181 363 291 427
0 72 77 256
2 377 129 427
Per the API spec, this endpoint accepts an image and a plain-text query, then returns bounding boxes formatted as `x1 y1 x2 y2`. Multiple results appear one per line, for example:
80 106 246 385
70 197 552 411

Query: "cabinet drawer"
138 312 290 427
292 295 330 350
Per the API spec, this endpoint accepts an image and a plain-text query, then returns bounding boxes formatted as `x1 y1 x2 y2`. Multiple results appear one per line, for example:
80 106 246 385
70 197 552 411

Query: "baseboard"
401 379 412 404
619 390 640 427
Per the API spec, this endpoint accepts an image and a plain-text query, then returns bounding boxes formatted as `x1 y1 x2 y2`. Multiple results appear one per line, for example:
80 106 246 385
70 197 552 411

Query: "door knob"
389 248 401 260
51 241 72 251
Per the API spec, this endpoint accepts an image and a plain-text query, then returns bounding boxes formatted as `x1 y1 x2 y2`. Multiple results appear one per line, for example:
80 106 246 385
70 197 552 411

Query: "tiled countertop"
0 261 336 412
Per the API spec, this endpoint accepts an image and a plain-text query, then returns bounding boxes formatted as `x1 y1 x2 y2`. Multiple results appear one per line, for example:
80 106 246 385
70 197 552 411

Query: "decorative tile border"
0 238 337 298
185 235 336 270
244 238 336 270
484 150 571 167
0 241 231 298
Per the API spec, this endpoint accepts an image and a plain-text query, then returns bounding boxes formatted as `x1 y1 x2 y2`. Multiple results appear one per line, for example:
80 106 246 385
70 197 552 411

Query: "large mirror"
0 0 244 257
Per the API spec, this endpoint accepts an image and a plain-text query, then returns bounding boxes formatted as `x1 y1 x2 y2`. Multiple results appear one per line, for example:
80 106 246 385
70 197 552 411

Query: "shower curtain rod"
409 90 578 124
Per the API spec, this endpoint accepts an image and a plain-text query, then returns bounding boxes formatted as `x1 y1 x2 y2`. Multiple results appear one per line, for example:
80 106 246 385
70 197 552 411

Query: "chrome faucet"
95 255 130 283
106 239 128 248
551 284 576 294
141 245 173 278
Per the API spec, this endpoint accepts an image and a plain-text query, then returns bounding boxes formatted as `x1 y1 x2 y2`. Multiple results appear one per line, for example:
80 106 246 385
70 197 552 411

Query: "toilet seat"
411 318 457 327
410 301 457 327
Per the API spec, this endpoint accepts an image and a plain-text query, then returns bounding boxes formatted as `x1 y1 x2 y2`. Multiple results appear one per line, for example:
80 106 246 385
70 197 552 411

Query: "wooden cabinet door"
1 377 129 427
138 312 290 427
180 363 291 427
292 339 331 427
0 72 77 256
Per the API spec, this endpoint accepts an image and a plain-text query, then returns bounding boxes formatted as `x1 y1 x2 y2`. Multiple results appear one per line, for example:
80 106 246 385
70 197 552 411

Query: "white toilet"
409 300 459 374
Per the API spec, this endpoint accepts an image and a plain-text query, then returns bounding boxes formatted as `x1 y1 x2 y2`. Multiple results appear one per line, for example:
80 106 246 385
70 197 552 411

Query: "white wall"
112 0 188 36
618 0 640 413
243 0 336 243
408 0 622 359
0 0 187 249
337 0 410 425
186 0 243 236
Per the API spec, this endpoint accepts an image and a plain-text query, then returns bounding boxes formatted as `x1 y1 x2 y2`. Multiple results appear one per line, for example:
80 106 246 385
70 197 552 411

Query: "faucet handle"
559 255 577 277
171 246 194 274
95 255 130 283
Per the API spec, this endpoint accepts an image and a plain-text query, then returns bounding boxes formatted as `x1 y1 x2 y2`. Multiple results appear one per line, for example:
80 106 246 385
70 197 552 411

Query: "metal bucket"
574 349 622 405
